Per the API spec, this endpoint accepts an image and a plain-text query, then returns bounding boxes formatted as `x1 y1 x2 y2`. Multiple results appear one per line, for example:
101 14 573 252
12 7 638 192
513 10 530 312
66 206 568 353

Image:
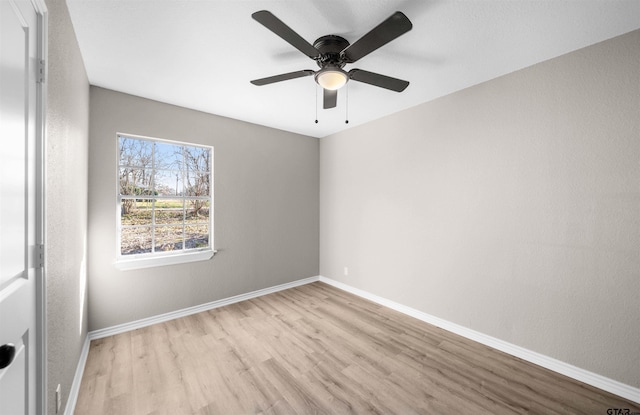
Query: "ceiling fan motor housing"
313 35 350 68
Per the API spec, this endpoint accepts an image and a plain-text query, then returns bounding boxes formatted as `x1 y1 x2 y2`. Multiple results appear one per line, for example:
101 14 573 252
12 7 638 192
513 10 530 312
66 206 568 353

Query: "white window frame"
115 133 214 270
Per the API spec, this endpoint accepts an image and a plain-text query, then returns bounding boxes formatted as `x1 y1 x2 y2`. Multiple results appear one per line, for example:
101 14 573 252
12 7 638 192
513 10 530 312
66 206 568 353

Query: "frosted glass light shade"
315 68 348 90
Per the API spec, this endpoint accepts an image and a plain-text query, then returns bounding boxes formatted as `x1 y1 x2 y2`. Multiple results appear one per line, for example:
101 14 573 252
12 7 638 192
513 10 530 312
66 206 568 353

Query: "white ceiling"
66 0 640 138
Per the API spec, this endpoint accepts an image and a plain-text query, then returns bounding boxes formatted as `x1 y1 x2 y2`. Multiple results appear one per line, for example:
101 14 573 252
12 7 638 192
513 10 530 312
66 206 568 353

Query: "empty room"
1 0 639 414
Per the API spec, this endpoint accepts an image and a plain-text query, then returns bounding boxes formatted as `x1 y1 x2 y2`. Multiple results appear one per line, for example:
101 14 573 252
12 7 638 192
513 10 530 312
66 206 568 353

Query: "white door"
0 0 42 414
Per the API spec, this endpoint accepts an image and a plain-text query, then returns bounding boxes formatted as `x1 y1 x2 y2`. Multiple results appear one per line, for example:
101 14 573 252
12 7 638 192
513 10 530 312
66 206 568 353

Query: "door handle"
0 343 16 369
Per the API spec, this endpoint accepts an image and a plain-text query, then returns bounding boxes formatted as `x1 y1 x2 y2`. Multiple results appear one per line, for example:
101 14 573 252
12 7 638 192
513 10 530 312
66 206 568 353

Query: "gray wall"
320 30 640 388
45 0 90 413
88 87 319 331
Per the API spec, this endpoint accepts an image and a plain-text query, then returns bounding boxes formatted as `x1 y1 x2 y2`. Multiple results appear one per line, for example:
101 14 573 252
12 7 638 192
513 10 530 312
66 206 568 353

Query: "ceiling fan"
250 10 413 109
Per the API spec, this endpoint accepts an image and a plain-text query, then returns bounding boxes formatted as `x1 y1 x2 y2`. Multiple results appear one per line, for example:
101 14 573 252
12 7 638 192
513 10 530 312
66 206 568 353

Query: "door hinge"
37 59 45 83
34 244 44 269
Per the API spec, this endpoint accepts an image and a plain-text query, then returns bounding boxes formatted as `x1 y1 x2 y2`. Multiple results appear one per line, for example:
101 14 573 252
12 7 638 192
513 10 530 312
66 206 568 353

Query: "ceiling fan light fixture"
315 67 348 90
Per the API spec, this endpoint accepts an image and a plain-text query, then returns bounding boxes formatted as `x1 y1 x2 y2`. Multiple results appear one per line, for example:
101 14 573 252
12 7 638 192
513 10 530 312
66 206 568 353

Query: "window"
116 134 213 269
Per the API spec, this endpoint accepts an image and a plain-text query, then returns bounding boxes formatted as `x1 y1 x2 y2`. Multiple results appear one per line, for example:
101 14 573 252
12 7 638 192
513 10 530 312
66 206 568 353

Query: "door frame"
32 0 47 413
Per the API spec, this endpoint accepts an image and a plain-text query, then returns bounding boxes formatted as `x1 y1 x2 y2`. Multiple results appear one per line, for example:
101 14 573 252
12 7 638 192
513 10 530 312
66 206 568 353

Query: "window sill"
115 249 215 271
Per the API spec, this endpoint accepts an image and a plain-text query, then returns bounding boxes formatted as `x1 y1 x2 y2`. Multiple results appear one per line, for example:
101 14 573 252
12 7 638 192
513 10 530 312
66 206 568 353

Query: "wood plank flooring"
75 282 639 414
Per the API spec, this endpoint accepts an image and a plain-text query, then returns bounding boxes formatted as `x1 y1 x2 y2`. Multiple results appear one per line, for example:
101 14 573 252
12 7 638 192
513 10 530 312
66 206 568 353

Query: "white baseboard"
318 275 640 404
89 275 319 340
64 334 90 415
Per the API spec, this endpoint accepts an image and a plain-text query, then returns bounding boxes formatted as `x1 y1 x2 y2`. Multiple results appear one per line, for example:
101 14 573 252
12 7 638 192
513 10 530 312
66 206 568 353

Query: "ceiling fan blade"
252 10 321 59
251 70 315 86
341 11 412 63
323 89 337 109
349 69 409 92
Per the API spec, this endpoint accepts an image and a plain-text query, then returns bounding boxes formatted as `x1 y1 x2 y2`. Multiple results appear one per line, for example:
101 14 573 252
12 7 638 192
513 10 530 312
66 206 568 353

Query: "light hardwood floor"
75 282 639 414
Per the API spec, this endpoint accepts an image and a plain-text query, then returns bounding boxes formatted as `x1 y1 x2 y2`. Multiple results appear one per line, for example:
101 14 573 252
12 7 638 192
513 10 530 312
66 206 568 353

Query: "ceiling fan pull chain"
315 84 319 124
345 84 349 124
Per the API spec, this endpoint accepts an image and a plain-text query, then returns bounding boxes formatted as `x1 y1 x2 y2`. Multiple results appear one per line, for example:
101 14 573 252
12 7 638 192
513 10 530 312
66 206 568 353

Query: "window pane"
119 168 154 195
184 146 209 170
185 224 209 249
184 171 210 196
154 225 184 252
121 226 153 255
155 169 182 196
184 146 210 196
155 199 184 225
119 136 153 167
121 198 153 226
186 200 209 224
154 142 183 170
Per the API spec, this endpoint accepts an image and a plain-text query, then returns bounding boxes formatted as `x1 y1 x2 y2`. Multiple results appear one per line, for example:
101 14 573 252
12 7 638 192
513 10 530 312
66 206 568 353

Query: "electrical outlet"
55 384 62 413
344 267 349 276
